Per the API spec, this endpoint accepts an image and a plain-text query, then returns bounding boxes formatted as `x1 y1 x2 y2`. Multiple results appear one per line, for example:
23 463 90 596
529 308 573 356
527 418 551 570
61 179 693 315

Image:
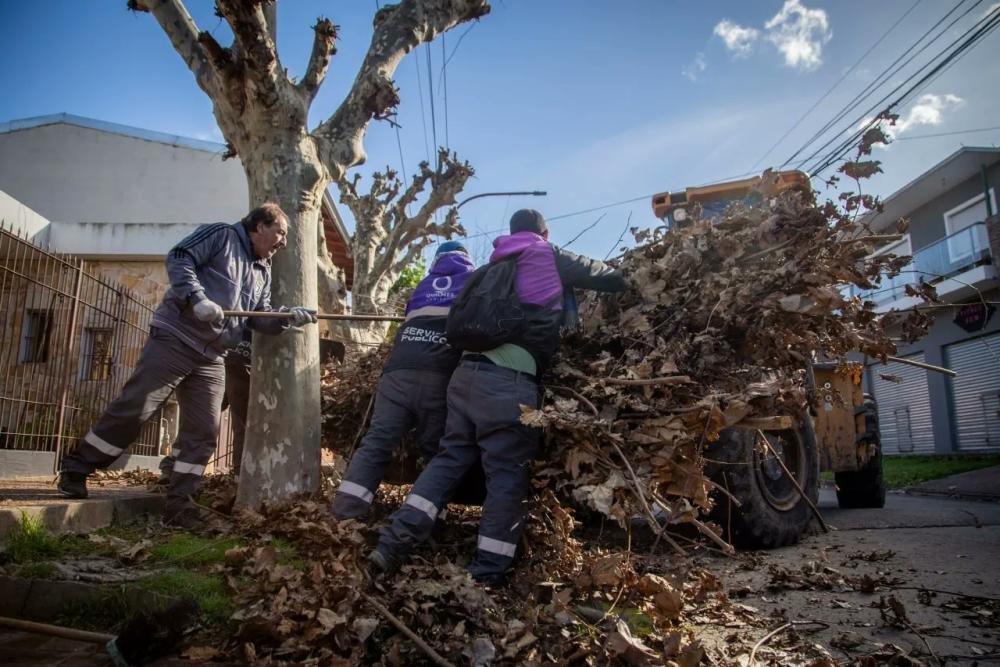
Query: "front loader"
653 172 885 550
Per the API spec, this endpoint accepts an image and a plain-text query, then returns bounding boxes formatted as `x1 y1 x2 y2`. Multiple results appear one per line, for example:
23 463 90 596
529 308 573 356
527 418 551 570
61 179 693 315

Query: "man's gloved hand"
282 306 318 327
192 299 225 325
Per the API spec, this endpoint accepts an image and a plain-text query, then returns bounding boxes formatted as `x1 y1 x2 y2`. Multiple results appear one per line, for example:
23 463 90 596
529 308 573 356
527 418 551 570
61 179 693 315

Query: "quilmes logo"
431 276 453 292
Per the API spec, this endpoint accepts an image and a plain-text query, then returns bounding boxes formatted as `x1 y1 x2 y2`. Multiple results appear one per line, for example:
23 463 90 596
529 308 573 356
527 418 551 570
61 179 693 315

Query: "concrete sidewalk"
906 464 1000 501
0 478 164 540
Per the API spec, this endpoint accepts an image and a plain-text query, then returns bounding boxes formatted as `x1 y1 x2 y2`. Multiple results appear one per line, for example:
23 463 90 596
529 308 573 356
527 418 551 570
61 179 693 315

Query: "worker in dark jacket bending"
371 209 628 584
331 241 476 520
57 203 316 528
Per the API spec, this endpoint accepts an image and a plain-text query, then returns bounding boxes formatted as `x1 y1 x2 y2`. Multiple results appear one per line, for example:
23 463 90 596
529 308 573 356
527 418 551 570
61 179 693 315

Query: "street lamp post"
455 190 547 210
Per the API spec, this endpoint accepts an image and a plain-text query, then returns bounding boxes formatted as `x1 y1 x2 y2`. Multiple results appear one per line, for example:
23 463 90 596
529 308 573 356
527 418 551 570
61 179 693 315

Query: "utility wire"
781 0 982 170
799 4 998 176
414 45 431 165
426 43 439 168
893 126 1000 141
442 35 450 151
805 6 1000 177
750 0 923 171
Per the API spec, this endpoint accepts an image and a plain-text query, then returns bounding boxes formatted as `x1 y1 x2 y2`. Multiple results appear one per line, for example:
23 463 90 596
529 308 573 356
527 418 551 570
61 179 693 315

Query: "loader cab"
651 170 811 229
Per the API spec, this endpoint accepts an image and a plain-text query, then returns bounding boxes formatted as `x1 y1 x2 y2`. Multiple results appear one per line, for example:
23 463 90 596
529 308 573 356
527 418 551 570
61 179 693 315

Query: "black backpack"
446 255 526 352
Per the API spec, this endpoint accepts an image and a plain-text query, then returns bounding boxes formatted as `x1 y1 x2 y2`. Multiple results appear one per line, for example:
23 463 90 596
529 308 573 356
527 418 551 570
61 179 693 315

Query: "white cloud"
682 52 708 82
862 93 965 146
764 0 832 71
713 20 760 58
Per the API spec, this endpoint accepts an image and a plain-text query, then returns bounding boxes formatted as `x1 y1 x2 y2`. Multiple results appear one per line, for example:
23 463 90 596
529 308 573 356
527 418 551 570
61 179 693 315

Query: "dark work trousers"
331 368 450 519
376 360 541 581
62 327 225 514
160 353 250 477
224 359 250 473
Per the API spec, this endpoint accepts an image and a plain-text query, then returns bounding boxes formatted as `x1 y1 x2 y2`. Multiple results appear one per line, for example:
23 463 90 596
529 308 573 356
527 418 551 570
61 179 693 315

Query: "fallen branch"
749 620 830 665
756 430 830 533
362 592 456 667
885 355 957 378
600 375 692 386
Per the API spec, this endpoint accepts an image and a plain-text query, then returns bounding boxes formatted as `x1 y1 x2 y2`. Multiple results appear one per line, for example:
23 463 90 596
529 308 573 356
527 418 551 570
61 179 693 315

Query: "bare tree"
338 149 474 340
130 0 490 508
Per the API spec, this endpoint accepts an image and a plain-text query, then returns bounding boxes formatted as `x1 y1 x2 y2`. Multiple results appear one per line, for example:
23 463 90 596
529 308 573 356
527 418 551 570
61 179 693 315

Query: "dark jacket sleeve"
248 268 288 335
552 245 628 293
165 224 228 306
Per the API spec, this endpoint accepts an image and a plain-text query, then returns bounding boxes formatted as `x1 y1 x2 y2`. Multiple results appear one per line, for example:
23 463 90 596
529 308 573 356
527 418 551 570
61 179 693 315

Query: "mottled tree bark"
133 0 490 508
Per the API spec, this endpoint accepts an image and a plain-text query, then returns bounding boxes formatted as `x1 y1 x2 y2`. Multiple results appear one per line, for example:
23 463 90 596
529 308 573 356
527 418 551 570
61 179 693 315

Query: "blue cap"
436 240 468 255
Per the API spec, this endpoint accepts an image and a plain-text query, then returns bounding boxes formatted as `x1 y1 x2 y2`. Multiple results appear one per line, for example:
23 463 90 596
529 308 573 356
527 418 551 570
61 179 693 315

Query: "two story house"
851 146 1000 456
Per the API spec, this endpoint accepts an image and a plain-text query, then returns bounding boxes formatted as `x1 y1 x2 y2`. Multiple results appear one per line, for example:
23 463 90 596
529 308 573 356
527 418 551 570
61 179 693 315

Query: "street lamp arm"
456 191 547 210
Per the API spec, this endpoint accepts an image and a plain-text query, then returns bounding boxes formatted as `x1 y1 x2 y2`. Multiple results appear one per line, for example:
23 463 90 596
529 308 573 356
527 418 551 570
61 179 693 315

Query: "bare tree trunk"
236 139 325 508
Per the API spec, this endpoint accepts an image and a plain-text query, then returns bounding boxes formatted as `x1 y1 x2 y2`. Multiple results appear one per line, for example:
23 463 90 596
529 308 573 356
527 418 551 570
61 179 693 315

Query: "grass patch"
13 561 58 579
4 513 64 563
884 454 1000 489
139 570 234 627
148 534 242 566
269 536 305 571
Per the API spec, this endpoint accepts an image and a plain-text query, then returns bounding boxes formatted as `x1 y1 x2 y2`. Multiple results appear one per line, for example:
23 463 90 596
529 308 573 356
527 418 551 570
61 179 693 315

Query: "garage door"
944 333 1000 452
869 353 935 455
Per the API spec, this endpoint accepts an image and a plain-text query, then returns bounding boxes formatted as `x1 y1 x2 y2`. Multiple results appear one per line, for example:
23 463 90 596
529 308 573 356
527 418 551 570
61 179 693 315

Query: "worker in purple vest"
331 241 477 520
371 209 628 585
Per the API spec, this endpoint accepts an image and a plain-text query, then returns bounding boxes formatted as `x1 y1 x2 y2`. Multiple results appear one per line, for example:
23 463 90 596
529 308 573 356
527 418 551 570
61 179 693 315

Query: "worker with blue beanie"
331 240 477 519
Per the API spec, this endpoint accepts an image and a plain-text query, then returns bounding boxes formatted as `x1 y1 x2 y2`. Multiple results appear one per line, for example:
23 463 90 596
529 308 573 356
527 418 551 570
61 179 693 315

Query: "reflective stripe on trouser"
331 369 448 520
377 362 539 578
59 327 224 513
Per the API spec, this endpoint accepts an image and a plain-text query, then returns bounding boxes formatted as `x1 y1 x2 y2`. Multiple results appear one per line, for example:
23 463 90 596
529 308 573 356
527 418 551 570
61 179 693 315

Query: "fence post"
52 259 85 473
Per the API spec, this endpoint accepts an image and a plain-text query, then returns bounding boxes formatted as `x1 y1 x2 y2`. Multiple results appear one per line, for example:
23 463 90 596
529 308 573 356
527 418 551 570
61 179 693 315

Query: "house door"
944 333 1000 453
869 352 935 455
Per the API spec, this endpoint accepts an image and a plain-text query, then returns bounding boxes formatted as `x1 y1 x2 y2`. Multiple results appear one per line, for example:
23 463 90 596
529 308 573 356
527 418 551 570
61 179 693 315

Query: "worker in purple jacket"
372 210 628 584
331 241 476 520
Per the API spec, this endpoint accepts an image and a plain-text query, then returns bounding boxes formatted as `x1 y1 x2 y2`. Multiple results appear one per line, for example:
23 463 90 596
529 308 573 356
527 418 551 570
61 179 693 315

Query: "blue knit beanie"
436 240 468 255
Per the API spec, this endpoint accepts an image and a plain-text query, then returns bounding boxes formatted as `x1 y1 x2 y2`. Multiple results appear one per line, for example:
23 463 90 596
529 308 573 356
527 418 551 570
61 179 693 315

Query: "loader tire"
835 397 886 509
705 422 819 550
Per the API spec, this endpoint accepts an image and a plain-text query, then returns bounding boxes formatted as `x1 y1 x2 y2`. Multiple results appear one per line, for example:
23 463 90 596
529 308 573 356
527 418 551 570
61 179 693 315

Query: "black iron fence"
0 221 164 471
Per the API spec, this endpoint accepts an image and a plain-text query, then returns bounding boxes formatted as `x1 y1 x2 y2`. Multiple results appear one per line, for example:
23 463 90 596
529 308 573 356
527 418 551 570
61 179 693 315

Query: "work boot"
56 472 89 499
147 473 170 493
161 506 206 531
367 549 399 579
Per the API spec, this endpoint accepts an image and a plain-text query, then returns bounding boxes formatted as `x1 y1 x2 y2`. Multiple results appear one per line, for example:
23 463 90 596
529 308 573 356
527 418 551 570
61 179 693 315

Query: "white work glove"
283 306 317 327
192 299 225 325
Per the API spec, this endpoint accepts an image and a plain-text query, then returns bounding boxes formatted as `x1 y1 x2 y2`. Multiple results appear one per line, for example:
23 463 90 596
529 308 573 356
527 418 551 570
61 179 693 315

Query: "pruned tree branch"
215 0 284 109
135 0 223 101
299 18 339 104
313 0 490 178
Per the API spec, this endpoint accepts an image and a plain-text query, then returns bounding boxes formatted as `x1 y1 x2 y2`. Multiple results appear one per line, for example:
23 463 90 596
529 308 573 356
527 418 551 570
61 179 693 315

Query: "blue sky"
1 0 998 263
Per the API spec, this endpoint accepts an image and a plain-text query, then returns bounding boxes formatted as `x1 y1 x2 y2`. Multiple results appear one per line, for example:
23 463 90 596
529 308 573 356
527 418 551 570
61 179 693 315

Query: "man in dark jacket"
57 203 316 527
371 209 628 583
331 241 476 520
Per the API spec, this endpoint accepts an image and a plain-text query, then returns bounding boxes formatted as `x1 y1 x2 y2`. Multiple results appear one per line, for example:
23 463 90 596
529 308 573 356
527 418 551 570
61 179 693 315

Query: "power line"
781 0 983 170
750 0 923 171
425 43 439 166
805 6 1000 177
414 46 431 165
893 126 1000 141
442 35 450 151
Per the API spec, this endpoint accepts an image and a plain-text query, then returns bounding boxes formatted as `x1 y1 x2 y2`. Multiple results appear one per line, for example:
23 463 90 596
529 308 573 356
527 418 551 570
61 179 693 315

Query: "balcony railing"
849 222 992 306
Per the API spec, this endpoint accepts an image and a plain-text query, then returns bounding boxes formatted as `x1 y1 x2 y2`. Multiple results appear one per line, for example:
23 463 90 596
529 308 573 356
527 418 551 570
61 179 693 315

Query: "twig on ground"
549 385 599 418
893 587 1000 603
756 430 830 533
361 592 455 667
749 621 830 665
903 619 940 666
601 375 692 386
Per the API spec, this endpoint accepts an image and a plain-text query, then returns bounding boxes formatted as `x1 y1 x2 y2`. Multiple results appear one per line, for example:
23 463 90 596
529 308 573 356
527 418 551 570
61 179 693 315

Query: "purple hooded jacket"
382 250 476 375
486 231 627 370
